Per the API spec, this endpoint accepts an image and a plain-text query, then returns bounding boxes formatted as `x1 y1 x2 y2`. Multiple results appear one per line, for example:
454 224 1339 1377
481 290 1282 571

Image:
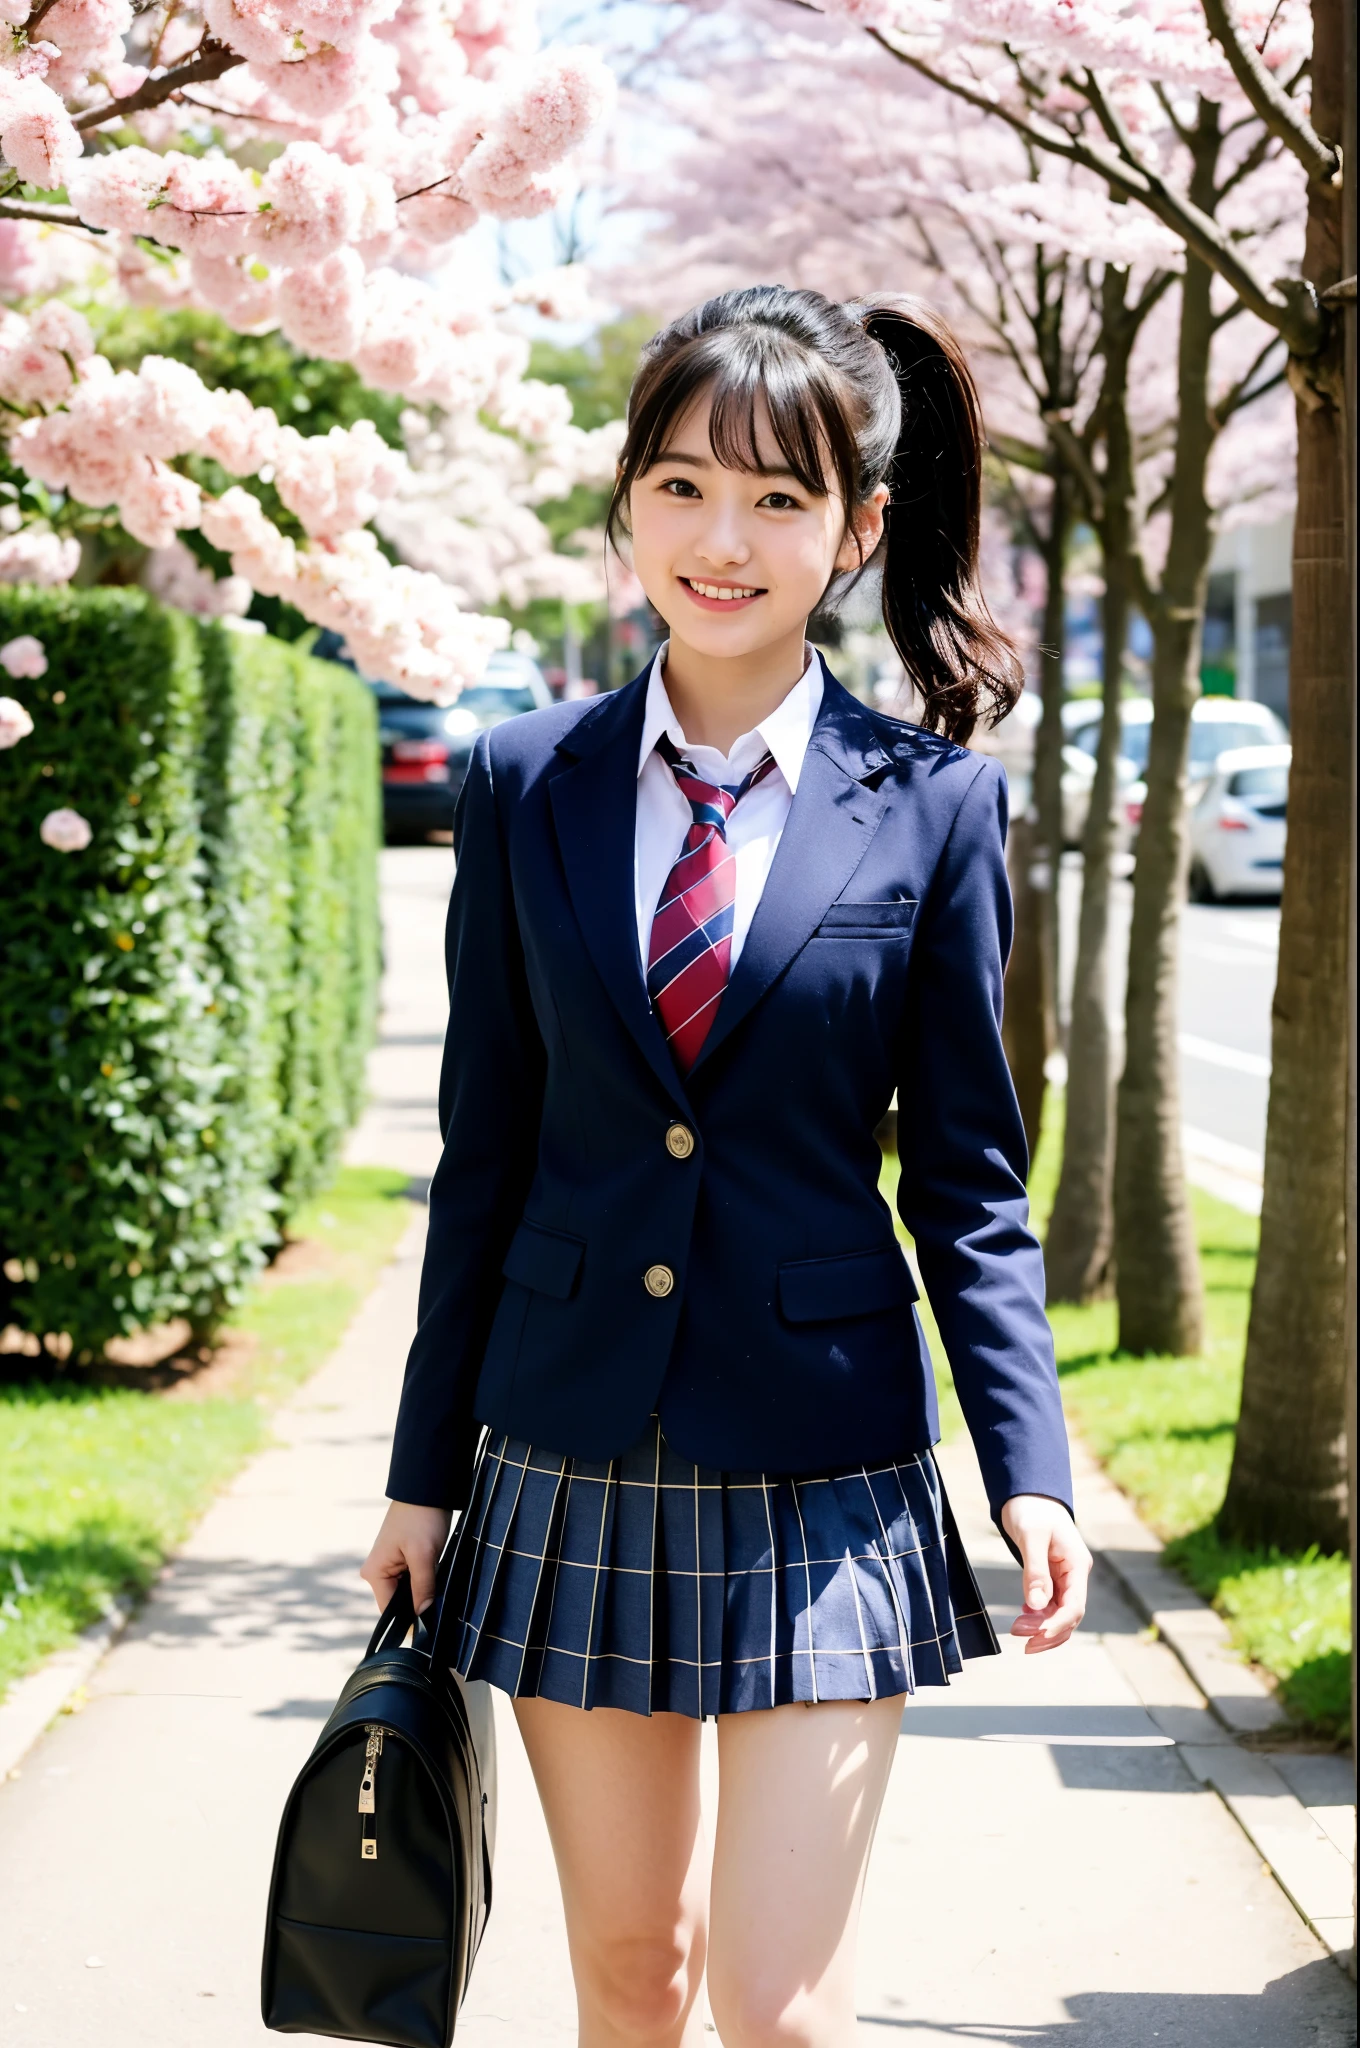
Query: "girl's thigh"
513 1696 708 2045
707 1694 904 2048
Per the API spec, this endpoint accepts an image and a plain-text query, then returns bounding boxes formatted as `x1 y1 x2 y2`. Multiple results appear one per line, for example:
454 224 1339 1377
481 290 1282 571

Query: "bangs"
610 328 862 541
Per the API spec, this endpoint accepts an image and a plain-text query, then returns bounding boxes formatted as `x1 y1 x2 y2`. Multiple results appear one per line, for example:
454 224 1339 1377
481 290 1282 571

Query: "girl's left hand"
1000 1495 1092 1653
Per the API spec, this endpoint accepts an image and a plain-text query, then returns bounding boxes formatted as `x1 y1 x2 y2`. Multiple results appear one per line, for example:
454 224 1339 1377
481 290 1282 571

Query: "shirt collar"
637 643 824 793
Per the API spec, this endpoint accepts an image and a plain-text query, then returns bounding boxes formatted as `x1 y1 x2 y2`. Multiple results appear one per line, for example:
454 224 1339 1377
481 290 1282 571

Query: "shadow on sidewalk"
858 1956 1355 2041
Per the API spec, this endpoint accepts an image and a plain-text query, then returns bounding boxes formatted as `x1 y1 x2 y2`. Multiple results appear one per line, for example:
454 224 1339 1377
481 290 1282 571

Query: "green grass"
883 1105 1351 1738
0 1166 412 1698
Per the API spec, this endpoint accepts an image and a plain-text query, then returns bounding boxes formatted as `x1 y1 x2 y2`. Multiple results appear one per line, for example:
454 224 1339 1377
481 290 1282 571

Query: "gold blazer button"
644 1264 675 1298
665 1123 696 1160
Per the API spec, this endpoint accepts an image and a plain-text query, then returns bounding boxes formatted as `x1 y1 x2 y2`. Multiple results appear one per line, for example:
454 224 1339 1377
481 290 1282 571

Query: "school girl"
363 284 1090 2048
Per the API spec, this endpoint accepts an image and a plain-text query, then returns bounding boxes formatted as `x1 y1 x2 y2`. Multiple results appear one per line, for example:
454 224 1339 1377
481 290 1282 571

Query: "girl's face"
626 390 886 664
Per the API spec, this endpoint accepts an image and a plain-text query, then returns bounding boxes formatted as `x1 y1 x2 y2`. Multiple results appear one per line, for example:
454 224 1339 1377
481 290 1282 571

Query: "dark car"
373 650 554 839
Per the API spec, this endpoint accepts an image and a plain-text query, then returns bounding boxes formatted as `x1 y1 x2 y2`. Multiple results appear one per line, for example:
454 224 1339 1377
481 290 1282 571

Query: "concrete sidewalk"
1 847 1353 2046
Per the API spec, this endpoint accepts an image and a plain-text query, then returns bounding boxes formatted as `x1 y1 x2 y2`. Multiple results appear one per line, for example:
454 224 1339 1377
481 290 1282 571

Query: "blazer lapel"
549 677 690 1108
689 675 892 1078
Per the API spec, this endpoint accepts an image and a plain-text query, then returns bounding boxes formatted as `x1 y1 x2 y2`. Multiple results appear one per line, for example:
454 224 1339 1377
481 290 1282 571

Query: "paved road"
1057 855 1277 1171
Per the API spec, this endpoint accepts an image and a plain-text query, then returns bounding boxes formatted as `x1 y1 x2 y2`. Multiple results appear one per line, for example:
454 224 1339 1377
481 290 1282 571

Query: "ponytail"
611 285 1021 745
852 294 1022 744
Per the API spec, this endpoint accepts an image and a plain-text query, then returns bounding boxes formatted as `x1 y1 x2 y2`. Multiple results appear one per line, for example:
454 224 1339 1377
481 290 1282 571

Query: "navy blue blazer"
387 665 1073 1530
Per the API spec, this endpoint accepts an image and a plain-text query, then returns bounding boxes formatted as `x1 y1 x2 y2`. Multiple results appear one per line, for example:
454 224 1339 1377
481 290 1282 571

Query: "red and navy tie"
646 734 779 1074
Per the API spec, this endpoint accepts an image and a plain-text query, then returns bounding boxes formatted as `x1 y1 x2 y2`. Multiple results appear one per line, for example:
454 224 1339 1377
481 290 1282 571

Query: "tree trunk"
1046 274 1136 1302
1219 0 1351 1551
1004 465 1069 1161
1003 810 1049 1159
1114 184 1220 1356
1032 463 1071 1064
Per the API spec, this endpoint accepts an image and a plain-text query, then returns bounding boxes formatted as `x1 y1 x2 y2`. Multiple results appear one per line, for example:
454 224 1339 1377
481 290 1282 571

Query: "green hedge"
0 587 380 1360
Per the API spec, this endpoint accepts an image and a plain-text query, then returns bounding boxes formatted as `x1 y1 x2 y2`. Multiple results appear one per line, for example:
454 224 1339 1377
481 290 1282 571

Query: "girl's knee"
576 1925 702 2042
706 1967 835 2048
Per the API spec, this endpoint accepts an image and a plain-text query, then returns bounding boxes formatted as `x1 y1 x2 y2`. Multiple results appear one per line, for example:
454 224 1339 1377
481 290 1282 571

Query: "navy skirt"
443 1417 999 1718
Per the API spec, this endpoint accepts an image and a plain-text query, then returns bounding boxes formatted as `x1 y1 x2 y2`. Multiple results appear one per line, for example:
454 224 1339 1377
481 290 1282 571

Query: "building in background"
1203 515 1293 722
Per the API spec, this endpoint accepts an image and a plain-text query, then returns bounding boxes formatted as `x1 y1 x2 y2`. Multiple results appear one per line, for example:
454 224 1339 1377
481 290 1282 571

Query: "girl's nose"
694 508 752 568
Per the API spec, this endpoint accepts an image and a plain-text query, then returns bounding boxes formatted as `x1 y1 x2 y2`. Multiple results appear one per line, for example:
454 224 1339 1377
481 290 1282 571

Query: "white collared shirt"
634 644 824 972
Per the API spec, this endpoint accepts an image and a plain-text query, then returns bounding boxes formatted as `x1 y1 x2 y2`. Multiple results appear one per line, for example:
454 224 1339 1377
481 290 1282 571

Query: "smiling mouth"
680 577 766 606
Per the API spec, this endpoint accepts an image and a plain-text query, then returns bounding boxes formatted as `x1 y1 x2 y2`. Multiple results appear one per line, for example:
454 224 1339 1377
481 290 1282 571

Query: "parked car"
1186 743 1289 901
374 649 554 839
1062 694 1287 844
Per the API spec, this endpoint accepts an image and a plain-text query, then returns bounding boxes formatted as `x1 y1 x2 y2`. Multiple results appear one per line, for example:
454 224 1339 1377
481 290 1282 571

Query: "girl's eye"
660 477 701 498
758 491 801 511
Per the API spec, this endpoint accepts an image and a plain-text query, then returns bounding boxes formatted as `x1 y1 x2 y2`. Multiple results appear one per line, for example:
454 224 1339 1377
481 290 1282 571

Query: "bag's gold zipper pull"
359 1726 382 1858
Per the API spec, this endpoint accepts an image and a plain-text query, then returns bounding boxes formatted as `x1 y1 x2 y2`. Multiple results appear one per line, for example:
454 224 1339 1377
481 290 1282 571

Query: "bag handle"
364 1531 463 1665
365 1573 417 1659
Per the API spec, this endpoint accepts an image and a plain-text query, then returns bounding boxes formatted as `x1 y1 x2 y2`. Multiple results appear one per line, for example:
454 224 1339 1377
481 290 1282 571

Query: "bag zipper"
358 1726 383 1859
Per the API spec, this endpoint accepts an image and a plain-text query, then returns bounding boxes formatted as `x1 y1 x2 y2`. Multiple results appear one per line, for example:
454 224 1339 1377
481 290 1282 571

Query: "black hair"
606 284 1021 744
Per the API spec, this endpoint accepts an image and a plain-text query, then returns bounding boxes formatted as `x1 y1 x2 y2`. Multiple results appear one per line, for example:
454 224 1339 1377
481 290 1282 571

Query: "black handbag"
261 1563 496 2047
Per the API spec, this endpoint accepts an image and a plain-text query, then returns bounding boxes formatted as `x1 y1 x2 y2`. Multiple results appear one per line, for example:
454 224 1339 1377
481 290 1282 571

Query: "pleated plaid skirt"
442 1416 999 1718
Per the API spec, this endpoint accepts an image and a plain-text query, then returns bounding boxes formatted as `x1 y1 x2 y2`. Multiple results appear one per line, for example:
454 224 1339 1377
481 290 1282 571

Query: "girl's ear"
834 482 889 575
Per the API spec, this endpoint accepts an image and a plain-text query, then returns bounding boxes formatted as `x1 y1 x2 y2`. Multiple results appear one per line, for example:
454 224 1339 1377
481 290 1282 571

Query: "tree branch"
860 26 1323 355
74 39 245 133
1042 410 1105 525
988 431 1049 474
0 197 91 227
1199 0 1339 182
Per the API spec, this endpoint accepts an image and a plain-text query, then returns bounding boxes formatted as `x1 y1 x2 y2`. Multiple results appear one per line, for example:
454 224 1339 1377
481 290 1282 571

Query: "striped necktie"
646 733 779 1074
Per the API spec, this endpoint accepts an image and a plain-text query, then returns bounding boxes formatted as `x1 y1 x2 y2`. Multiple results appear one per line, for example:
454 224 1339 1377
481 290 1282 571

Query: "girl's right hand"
361 1499 453 1615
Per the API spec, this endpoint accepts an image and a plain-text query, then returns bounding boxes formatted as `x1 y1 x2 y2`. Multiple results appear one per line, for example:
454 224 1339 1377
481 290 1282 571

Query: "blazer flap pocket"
816 899 918 935
778 1244 918 1323
502 1220 585 1300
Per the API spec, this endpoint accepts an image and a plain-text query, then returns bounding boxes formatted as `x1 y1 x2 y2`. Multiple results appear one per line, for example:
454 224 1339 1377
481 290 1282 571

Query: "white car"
1187 744 1289 901
1063 695 1288 844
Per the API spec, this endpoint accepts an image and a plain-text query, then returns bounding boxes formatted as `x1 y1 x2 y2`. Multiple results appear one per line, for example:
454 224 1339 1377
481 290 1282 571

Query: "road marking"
1217 917 1279 951
1185 942 1278 968
1178 1032 1271 1079
1182 1126 1264 1179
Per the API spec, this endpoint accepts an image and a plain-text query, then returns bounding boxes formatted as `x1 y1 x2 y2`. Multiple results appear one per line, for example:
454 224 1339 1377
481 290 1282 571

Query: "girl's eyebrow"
652 447 805 483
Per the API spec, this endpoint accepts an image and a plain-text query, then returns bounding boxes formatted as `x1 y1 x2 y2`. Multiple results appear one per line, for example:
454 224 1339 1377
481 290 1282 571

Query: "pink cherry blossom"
0 633 48 679
255 39 397 115
40 806 93 853
30 0 132 94
461 46 612 209
272 417 404 536
13 403 134 507
200 0 294 65
160 154 258 258
117 458 202 549
144 540 252 618
0 74 84 190
0 219 42 297
276 248 368 359
255 142 395 264
0 528 81 586
67 147 168 233
189 254 280 330
127 355 208 459
199 486 299 596
0 694 36 747
196 384 281 475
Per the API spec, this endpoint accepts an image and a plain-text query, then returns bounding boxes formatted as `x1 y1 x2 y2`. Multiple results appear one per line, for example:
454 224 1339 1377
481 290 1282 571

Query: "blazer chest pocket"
778 1244 918 1324
814 899 918 938
502 1220 585 1300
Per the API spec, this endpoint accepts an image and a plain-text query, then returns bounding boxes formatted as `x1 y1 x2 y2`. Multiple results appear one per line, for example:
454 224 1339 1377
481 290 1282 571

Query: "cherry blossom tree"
0 0 615 693
604 8 1295 1314
797 0 1350 1550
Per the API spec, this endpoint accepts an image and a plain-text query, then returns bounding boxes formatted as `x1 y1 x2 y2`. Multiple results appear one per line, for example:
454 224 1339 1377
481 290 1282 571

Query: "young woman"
363 285 1090 2048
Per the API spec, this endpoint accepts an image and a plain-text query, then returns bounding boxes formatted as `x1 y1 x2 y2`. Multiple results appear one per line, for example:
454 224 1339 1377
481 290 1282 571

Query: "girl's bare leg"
706 1694 903 2048
513 1697 709 2048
